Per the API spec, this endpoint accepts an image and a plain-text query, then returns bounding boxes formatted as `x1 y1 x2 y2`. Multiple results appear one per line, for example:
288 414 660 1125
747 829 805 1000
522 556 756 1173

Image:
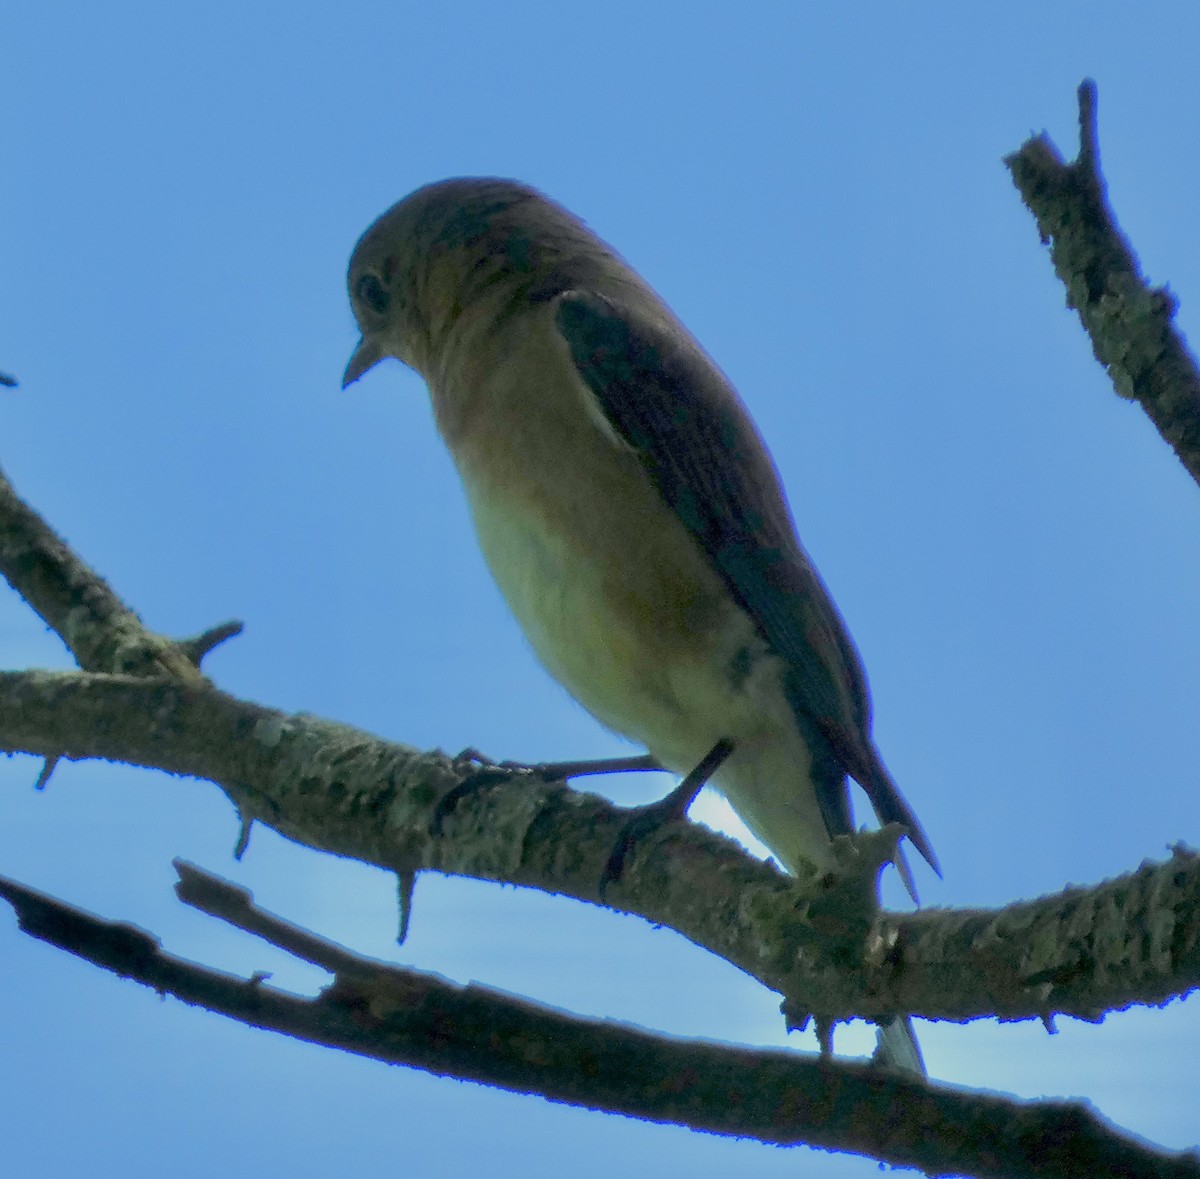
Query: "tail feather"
874 1015 926 1075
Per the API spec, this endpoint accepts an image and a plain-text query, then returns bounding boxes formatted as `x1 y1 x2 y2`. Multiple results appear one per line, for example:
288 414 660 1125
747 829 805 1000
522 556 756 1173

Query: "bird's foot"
433 749 664 836
431 752 536 836
599 738 734 897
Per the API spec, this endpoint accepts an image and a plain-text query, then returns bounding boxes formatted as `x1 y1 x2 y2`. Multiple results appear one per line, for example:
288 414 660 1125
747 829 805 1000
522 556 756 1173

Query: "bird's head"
343 177 623 389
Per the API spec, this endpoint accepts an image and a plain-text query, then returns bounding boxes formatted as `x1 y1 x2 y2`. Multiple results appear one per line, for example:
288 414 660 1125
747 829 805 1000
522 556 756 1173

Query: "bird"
342 177 938 1071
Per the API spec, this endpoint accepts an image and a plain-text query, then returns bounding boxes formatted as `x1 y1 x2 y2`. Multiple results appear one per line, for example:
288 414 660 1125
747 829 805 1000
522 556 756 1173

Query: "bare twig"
1 865 1193 1179
1005 80 1200 487
178 619 245 667
174 858 380 974
32 755 58 791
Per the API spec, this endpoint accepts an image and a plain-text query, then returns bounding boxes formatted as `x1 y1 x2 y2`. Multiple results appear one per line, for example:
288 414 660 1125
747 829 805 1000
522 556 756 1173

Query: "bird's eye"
356 273 391 315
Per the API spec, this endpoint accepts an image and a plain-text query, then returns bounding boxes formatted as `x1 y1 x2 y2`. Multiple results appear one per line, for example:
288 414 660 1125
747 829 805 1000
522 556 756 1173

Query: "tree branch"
1 667 1196 1031
1005 79 1200 488
0 460 225 678
0 864 1193 1179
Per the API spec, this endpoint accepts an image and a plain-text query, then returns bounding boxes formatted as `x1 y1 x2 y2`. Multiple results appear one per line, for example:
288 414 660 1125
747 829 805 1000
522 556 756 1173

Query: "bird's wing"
554 290 937 872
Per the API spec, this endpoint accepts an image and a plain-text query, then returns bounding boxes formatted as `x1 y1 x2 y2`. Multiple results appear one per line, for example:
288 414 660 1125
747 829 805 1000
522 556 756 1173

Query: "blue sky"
3 4 1198 1175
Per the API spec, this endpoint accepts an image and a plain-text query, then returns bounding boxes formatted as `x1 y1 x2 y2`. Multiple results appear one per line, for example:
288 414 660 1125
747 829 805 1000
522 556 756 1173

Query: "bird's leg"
529 753 662 779
600 738 735 894
432 750 664 835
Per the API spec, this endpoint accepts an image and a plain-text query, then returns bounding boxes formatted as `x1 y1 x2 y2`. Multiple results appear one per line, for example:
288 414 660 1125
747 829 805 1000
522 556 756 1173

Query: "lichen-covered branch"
0 460 220 678
7 418 1194 1037
2 667 1197 1030
1005 80 1200 487
1 865 1194 1179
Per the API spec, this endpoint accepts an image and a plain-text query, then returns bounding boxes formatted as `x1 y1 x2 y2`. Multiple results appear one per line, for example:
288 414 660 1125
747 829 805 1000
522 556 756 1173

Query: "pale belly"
462 465 702 752
457 462 833 874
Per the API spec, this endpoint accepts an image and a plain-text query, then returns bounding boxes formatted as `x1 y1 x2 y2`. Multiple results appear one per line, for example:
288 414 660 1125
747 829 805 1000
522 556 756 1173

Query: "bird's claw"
431 761 541 836
598 738 733 897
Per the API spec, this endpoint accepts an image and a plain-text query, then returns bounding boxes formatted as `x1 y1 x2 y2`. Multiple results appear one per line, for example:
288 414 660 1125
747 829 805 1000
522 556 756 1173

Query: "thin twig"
1005 79 1200 487
179 619 245 667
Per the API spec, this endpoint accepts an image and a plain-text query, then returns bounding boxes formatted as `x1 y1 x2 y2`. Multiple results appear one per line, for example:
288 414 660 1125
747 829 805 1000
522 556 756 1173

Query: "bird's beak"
342 335 385 389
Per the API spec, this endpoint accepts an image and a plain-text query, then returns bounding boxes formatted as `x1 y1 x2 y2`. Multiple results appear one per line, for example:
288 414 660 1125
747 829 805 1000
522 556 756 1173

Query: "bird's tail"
874 1015 925 1075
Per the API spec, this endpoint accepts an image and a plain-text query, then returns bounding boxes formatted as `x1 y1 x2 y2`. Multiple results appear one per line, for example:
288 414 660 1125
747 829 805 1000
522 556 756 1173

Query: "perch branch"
1 668 1197 1030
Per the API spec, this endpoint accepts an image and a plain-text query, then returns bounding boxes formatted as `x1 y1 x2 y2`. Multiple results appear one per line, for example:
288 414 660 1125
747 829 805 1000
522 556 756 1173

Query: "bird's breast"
432 319 832 873
458 437 716 749
442 332 756 766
